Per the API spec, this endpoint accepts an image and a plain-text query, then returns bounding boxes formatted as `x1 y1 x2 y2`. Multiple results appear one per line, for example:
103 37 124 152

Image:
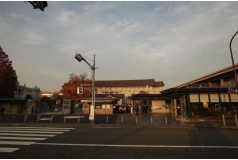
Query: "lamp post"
74 53 97 124
229 30 238 93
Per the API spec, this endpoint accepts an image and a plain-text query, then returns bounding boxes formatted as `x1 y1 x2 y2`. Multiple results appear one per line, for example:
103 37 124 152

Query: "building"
75 79 165 114
0 84 41 114
40 91 62 98
161 64 238 119
15 84 41 100
95 79 164 104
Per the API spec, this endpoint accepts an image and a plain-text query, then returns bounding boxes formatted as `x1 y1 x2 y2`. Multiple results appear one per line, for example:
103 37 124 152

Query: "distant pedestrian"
135 105 139 115
0 106 5 117
119 106 123 114
142 105 144 113
144 105 148 114
31 106 34 114
124 106 127 113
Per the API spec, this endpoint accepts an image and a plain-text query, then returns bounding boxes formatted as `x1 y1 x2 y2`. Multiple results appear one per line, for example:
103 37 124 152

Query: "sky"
1 1 238 91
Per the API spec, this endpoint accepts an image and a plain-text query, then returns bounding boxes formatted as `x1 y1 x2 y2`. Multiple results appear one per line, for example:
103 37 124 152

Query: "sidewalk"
0 112 237 129
115 113 178 125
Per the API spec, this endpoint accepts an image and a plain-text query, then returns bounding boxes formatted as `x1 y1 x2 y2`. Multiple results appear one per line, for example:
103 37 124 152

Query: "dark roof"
130 94 164 100
0 98 28 103
176 64 238 88
80 94 124 99
78 94 124 101
96 94 125 99
95 79 164 87
161 88 229 95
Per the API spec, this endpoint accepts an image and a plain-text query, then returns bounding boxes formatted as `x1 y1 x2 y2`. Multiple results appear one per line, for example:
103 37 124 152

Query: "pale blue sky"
1 1 238 91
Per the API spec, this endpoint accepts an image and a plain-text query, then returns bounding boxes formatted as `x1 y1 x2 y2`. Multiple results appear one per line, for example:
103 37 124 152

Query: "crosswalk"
0 126 75 153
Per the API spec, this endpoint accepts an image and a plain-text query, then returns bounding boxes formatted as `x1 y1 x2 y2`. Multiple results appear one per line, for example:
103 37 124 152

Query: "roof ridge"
95 79 154 81
175 63 238 88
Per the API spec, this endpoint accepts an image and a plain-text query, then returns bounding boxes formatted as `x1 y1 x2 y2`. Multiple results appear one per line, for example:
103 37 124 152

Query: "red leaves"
60 73 91 100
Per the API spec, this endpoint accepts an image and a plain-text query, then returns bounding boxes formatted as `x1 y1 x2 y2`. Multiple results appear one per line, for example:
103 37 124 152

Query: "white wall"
151 100 169 113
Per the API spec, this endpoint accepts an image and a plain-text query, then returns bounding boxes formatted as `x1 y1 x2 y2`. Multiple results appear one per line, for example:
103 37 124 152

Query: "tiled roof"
95 79 164 87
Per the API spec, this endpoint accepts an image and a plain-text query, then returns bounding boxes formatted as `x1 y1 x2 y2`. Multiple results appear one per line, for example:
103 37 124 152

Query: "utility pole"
90 55 96 123
75 53 97 124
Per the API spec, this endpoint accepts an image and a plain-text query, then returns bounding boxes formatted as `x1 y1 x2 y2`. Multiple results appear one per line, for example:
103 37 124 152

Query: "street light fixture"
229 30 238 93
74 53 97 124
74 53 84 62
28 1 48 11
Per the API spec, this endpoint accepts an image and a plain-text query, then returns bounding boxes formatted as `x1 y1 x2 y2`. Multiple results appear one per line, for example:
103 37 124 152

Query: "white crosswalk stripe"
0 126 75 153
0 133 55 137
0 147 19 153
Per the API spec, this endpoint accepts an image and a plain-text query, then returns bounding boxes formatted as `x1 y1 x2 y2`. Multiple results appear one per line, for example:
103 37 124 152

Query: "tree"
0 46 18 98
60 73 91 100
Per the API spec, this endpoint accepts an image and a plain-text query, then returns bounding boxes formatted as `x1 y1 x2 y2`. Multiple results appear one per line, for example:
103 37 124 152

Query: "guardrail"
64 116 85 123
222 114 238 127
37 115 54 123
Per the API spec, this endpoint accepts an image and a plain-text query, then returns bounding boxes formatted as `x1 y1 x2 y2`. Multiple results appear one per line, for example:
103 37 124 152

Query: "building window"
210 94 219 102
200 94 209 103
230 94 238 102
17 89 23 96
220 94 229 102
190 94 199 102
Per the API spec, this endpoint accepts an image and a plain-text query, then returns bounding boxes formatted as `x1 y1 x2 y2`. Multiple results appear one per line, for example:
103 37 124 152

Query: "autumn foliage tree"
61 73 91 100
0 46 18 98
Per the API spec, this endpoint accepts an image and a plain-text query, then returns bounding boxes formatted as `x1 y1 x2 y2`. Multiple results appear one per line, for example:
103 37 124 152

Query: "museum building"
74 79 165 115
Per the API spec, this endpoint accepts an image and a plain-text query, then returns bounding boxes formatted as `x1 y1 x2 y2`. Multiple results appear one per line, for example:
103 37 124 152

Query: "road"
0 125 238 158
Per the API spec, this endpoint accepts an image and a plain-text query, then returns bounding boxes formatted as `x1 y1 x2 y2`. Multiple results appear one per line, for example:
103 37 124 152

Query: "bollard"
135 116 137 124
107 116 108 123
235 114 237 127
122 116 124 123
24 115 28 122
165 117 168 125
222 114 226 126
151 116 153 124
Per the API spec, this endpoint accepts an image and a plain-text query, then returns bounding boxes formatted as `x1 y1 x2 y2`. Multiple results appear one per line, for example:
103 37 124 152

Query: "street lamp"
229 30 238 92
28 1 48 11
74 53 97 124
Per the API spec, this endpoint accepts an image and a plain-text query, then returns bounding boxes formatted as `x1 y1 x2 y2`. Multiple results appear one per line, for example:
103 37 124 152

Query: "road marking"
0 141 35 145
35 143 238 149
0 133 55 137
0 128 71 132
0 130 64 134
0 147 19 152
0 136 47 140
0 127 75 153
0 127 75 130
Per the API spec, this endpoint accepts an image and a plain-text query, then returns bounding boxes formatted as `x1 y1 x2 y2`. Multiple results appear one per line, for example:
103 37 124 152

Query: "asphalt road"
0 125 238 159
